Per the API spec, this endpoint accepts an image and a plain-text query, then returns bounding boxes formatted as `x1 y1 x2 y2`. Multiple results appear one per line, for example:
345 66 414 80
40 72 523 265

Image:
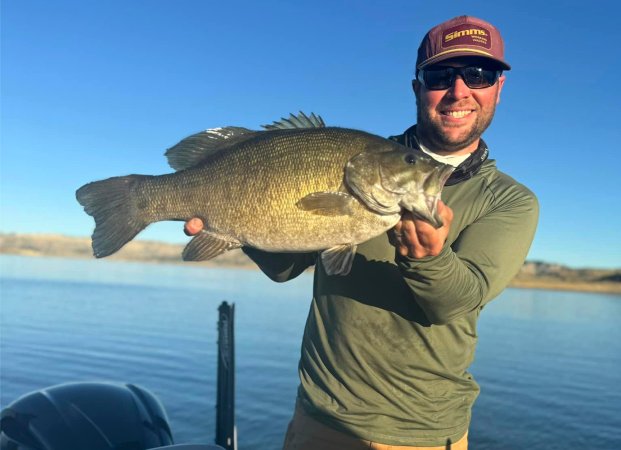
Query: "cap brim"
418 49 511 70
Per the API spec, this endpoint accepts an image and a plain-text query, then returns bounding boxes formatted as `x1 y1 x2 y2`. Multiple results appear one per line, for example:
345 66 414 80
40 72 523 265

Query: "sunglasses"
416 66 501 90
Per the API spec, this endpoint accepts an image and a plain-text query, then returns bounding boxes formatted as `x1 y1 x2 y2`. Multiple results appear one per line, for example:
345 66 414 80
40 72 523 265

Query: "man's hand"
388 201 453 259
184 218 204 236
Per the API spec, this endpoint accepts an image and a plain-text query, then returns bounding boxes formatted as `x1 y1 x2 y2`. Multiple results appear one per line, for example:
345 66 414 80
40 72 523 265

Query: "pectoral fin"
296 192 355 216
320 244 357 276
183 230 242 261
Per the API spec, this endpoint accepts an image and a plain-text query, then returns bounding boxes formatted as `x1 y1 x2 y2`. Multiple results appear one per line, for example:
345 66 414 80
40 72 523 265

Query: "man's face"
414 57 506 155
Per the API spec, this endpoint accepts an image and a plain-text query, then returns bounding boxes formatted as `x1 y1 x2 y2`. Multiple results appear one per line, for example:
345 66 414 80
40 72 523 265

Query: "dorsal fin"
261 112 325 130
164 126 257 171
165 112 325 171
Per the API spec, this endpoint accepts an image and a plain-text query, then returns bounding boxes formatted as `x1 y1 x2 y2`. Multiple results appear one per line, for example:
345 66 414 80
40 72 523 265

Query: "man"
186 15 538 450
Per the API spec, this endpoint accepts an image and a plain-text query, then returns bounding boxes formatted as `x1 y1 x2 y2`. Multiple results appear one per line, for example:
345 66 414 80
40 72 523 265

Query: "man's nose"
447 75 471 99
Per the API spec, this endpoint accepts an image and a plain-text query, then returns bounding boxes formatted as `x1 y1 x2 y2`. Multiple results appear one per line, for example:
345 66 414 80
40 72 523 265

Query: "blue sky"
1 0 619 269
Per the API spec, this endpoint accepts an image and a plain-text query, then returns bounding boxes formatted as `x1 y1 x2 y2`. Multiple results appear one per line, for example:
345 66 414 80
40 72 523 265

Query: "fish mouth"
420 197 443 228
411 163 455 228
436 163 455 188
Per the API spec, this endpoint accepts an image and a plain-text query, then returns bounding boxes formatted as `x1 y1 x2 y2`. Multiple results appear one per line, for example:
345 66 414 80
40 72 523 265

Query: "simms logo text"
445 29 487 42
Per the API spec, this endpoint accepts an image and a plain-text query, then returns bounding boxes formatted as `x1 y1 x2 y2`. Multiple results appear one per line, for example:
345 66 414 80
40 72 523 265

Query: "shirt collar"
400 124 489 186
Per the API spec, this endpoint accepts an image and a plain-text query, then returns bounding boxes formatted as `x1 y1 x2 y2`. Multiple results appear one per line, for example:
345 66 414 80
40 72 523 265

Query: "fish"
76 112 454 276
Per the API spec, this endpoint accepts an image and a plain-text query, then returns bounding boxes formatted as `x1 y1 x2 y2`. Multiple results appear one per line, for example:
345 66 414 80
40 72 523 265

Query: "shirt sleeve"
242 247 317 282
396 185 539 325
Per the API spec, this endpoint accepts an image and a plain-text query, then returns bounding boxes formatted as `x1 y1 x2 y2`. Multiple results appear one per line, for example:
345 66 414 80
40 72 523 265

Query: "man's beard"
416 97 498 153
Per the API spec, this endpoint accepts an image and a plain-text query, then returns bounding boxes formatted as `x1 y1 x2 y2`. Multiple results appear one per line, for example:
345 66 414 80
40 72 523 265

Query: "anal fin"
183 230 242 261
320 244 357 276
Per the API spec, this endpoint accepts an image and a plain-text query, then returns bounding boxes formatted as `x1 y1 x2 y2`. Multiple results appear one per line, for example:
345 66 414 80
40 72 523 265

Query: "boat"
0 302 237 450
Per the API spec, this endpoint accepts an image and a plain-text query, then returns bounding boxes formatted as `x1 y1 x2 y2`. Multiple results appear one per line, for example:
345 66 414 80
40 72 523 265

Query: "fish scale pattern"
137 128 402 250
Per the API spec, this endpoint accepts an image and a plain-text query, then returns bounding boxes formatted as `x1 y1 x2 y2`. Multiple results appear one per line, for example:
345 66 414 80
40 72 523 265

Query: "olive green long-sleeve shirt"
244 156 538 446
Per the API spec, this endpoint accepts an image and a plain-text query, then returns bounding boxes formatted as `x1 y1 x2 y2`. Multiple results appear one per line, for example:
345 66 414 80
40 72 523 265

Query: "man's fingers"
184 218 204 236
397 204 453 258
399 217 423 257
437 200 454 225
391 213 422 257
387 203 454 258
411 219 436 247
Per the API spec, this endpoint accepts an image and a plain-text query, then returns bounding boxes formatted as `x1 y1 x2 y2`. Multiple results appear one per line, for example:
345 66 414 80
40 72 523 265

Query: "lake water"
1 255 620 448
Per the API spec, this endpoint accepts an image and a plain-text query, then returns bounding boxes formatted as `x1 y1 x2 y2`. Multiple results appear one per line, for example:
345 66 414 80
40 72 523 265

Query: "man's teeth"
444 110 471 118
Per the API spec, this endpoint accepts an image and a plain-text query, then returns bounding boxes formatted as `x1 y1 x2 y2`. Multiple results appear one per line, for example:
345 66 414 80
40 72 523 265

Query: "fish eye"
404 153 417 165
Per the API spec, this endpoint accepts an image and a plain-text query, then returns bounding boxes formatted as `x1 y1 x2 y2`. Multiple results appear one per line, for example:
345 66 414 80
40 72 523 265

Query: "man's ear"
412 79 421 99
495 75 506 105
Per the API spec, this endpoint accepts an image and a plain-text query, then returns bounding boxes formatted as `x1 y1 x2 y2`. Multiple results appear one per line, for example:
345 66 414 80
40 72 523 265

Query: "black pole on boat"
216 301 237 450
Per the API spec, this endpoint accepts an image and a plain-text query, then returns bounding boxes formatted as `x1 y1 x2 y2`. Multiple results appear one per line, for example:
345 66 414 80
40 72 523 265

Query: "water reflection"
2 255 620 448
483 288 621 323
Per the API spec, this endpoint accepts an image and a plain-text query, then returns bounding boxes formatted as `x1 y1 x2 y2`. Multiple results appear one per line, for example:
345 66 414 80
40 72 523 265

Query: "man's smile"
441 109 474 119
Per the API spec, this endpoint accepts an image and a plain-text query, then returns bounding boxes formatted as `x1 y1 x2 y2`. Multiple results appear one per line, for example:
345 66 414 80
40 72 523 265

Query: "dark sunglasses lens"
422 68 452 90
420 67 499 90
463 67 498 88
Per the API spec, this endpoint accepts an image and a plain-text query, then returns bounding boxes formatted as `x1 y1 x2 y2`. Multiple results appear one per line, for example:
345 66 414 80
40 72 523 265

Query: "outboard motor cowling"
0 382 174 450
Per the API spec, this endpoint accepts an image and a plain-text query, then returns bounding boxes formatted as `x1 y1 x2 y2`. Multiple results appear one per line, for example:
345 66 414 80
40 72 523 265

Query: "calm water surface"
1 255 620 448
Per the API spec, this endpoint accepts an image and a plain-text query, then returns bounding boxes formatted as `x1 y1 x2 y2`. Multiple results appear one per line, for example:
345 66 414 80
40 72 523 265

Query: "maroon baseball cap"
416 16 511 70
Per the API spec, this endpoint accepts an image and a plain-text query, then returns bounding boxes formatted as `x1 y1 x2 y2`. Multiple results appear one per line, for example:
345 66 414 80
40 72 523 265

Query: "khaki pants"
282 405 468 450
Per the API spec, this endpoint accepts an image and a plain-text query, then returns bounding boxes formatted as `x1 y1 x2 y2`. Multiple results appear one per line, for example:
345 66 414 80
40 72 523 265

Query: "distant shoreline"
507 279 621 295
1 233 620 295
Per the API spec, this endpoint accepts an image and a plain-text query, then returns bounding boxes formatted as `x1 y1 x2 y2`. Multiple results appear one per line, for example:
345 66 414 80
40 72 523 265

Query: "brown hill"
0 233 252 267
1 233 619 294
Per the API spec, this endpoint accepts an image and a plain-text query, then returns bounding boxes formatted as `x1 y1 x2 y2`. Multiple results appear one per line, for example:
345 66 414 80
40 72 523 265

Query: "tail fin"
76 175 148 258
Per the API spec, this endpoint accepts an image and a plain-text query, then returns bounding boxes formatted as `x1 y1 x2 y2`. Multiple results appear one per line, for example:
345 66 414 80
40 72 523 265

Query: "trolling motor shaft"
216 301 236 450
